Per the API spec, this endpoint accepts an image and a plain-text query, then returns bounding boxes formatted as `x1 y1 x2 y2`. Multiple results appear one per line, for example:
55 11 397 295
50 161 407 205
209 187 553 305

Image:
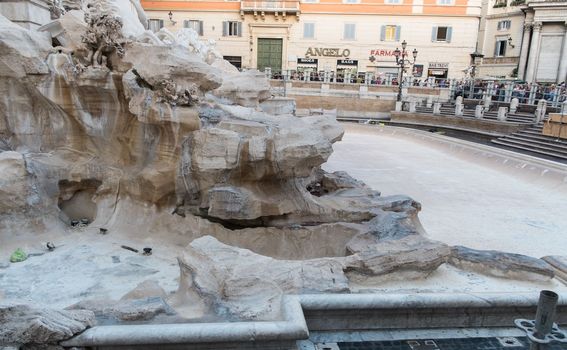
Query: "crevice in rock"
131 68 154 90
57 179 102 226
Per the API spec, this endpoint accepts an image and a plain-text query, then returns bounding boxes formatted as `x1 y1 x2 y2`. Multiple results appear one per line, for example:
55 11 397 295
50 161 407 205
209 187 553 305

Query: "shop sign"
428 62 449 69
305 47 351 58
337 59 358 66
370 49 395 57
297 58 318 64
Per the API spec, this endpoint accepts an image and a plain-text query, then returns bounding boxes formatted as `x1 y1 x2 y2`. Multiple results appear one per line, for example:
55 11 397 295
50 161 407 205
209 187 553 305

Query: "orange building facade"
142 0 482 80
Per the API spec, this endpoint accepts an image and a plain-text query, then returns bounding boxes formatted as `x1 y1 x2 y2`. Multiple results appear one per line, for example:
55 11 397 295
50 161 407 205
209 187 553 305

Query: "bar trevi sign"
305 47 351 58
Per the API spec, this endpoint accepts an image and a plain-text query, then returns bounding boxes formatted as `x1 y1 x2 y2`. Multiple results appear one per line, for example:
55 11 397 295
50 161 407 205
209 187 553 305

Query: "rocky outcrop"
0 304 94 348
345 236 451 283
542 256 567 282
175 236 349 320
449 246 555 282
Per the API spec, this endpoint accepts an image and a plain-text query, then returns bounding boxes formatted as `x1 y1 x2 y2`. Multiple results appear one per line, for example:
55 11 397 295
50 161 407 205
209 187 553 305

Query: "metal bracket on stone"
515 290 567 348
515 319 567 344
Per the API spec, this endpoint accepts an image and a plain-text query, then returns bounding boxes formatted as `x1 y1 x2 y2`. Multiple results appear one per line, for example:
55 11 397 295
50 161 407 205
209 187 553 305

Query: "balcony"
240 0 300 13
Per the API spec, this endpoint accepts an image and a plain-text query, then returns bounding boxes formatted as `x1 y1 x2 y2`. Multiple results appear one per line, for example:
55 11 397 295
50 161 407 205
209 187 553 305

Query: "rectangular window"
303 23 315 39
344 0 359 3
302 0 318 2
381 25 400 41
495 39 507 56
385 0 401 4
184 20 204 36
223 56 242 69
437 0 453 4
148 19 164 33
497 20 511 30
223 21 242 37
344 23 356 40
431 26 452 42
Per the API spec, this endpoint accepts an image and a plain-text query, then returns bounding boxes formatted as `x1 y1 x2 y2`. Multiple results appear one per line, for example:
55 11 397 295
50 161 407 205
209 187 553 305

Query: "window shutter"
159 19 164 29
446 27 452 42
497 21 501 30
494 42 499 57
431 26 437 41
237 22 242 37
502 41 506 56
222 21 228 36
395 25 401 41
199 21 204 36
183 20 189 28
380 25 386 41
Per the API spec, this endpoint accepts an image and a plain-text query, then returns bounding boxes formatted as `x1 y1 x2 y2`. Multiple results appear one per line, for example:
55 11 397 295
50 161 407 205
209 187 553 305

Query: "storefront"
427 62 449 79
336 59 358 82
296 58 319 79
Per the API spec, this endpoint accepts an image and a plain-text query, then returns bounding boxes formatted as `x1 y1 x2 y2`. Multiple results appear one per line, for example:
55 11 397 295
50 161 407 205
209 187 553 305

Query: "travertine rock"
0 304 94 347
69 297 174 321
175 236 349 320
345 236 451 283
212 69 271 107
449 246 555 282
0 14 50 78
542 256 567 282
0 152 30 214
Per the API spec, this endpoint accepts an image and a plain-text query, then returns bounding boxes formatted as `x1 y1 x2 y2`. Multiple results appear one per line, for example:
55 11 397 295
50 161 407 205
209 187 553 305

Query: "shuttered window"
222 21 242 37
304 23 315 39
344 23 356 40
184 20 204 36
431 26 453 42
380 25 400 41
497 20 511 31
495 39 507 57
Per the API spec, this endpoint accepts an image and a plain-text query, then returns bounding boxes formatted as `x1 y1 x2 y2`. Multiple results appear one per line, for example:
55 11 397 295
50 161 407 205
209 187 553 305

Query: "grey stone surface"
449 246 555 282
0 303 94 347
542 256 567 282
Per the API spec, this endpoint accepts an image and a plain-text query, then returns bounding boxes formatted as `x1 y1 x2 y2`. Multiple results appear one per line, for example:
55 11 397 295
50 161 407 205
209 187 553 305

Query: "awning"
429 69 447 76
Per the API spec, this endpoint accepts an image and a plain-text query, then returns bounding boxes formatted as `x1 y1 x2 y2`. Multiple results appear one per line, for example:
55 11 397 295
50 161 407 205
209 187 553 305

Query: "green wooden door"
257 38 282 74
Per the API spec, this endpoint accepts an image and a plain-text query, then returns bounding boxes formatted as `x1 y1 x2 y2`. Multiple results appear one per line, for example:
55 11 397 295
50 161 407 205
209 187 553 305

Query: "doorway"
257 38 282 74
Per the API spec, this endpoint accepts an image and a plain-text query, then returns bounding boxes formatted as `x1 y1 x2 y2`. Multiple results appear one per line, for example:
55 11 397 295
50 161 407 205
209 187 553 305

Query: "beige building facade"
142 0 482 80
476 0 567 83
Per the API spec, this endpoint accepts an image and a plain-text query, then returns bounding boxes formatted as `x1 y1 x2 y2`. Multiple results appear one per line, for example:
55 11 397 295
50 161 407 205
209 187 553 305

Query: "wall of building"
142 0 482 79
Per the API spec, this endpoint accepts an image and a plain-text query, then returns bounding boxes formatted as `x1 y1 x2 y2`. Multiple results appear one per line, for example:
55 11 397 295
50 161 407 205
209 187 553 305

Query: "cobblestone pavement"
315 337 567 350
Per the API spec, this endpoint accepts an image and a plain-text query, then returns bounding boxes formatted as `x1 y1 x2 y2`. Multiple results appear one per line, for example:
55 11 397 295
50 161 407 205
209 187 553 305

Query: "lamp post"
393 40 418 102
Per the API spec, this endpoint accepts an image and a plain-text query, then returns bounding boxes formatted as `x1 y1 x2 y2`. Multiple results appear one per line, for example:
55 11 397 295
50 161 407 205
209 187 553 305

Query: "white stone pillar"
556 22 567 84
426 96 433 108
395 101 403 112
497 107 508 121
475 105 484 119
562 100 567 115
518 23 533 81
525 22 543 84
409 101 417 113
455 103 464 117
433 103 441 115
510 98 519 114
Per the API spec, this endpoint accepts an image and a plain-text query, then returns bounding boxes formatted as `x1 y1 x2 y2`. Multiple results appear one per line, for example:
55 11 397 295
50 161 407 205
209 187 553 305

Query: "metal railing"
261 69 567 108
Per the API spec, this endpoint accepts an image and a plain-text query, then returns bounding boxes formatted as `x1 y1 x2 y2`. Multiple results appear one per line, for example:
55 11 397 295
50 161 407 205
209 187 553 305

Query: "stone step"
492 138 567 158
503 135 567 151
516 132 567 146
519 129 567 142
490 139 567 161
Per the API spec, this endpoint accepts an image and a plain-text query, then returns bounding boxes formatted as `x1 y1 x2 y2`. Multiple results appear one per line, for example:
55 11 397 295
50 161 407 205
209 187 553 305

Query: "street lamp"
393 40 418 102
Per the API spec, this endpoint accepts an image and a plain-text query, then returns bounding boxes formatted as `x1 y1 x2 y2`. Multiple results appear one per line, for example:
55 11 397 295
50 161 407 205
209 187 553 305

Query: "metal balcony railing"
240 0 300 12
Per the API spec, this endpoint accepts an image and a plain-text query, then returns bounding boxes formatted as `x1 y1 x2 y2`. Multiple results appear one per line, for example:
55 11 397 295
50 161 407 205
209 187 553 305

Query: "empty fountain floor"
324 124 567 258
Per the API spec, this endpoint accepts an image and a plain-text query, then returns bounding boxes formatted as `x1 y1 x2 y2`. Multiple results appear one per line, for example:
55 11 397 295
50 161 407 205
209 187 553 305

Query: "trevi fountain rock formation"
0 1 563 348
